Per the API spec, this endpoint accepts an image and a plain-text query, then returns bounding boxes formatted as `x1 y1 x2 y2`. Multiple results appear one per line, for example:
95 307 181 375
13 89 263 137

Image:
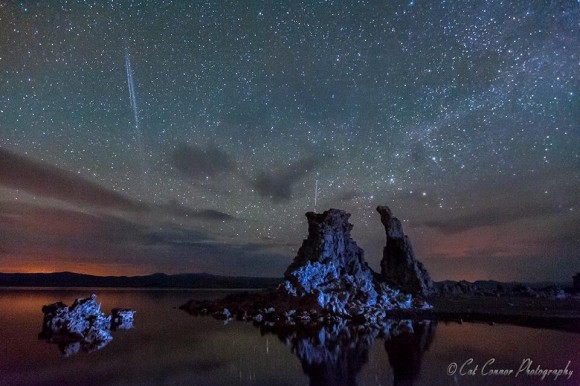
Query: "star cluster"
0 1 578 281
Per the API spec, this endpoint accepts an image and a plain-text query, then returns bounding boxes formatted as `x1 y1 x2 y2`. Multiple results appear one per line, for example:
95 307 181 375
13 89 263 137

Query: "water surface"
0 289 577 385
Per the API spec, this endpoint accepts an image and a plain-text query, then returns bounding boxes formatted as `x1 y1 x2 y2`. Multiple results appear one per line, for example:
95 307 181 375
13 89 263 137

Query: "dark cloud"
335 189 363 202
171 143 235 179
0 202 148 245
0 200 288 276
194 209 235 221
421 202 574 234
0 148 144 211
143 225 210 247
160 200 236 221
409 142 427 165
251 156 321 202
113 224 291 276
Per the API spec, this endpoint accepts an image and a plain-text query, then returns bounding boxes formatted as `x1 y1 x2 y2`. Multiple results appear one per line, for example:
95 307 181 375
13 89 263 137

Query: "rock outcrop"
111 308 135 330
376 206 433 296
39 294 134 356
182 208 430 327
280 209 420 317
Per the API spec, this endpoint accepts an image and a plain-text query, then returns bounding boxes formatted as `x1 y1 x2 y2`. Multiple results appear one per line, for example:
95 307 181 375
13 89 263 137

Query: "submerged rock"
39 294 134 356
376 206 434 296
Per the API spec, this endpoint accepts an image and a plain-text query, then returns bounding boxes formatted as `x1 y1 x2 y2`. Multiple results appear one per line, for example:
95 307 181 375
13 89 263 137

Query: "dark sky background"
0 1 578 282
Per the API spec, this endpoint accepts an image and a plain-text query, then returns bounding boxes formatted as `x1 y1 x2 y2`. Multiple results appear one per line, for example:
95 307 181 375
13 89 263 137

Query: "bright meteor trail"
124 48 148 196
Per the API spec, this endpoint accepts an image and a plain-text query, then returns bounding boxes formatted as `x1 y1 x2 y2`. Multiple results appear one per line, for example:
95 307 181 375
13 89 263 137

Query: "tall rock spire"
376 206 434 296
282 209 420 316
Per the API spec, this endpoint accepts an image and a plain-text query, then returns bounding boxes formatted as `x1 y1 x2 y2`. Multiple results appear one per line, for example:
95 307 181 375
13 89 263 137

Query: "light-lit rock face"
280 209 427 318
111 308 136 330
181 208 432 327
39 294 134 356
376 206 434 296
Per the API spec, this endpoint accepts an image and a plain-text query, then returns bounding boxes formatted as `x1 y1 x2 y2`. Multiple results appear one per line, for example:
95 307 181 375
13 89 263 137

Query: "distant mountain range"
0 272 282 289
435 279 570 290
0 272 570 291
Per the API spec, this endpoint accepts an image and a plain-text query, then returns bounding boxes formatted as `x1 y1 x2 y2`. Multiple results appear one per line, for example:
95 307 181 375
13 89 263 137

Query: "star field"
0 1 578 281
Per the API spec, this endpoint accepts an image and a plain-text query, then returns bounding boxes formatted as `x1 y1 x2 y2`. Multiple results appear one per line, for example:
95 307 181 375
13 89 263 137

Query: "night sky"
0 1 578 282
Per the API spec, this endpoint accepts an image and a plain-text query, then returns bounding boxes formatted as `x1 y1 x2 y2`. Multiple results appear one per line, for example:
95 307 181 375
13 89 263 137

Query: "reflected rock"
384 320 436 386
260 319 436 386
39 294 134 356
264 321 377 386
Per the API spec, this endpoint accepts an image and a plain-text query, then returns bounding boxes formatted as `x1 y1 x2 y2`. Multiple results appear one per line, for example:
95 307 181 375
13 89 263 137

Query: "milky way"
0 1 578 281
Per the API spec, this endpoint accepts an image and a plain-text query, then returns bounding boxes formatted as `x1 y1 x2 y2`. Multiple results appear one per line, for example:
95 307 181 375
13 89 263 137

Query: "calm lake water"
0 289 578 386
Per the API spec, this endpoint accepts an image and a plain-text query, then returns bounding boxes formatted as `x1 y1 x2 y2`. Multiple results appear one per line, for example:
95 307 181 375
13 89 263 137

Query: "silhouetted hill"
434 279 572 297
0 272 282 289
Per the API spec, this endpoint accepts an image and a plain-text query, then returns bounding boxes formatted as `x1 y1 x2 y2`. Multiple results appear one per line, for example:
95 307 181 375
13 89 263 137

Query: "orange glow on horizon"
0 251 156 277
416 222 541 260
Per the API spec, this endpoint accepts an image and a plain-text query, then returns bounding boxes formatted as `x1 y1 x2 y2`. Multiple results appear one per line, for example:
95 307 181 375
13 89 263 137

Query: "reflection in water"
270 322 378 386
262 320 436 386
39 333 111 357
1 290 577 385
38 316 135 356
384 321 436 386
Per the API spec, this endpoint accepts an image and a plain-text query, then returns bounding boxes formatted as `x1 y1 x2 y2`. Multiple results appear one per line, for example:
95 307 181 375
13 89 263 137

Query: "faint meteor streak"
124 49 148 197
125 49 140 129
314 179 318 212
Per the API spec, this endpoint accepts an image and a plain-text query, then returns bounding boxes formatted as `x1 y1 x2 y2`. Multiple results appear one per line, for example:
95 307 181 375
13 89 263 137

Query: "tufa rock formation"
182 208 430 327
39 294 135 356
376 206 433 297
111 308 136 330
281 209 422 317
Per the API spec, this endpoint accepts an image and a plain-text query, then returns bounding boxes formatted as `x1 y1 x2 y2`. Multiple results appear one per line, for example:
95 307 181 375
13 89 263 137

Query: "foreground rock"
376 206 433 296
39 294 135 356
281 210 428 316
181 208 430 328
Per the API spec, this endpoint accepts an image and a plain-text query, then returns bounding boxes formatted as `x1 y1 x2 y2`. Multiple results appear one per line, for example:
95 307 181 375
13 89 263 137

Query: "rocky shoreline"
181 290 580 333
